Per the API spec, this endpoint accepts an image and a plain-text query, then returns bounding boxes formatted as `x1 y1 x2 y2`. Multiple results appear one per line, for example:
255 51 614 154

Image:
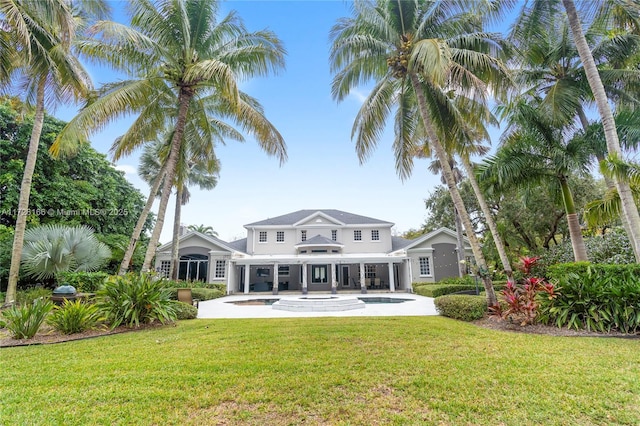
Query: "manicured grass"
2 317 640 425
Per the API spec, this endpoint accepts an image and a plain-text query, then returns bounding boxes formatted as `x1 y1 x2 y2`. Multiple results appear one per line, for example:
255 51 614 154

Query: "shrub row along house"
155 209 471 294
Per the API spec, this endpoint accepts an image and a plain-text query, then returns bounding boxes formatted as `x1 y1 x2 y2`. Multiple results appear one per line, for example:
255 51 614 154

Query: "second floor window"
354 230 362 241
301 230 307 241
371 230 380 241
259 231 267 243
277 231 285 242
331 230 337 241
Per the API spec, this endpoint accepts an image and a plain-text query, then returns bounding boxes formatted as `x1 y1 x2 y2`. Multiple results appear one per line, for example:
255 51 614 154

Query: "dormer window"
301 230 307 241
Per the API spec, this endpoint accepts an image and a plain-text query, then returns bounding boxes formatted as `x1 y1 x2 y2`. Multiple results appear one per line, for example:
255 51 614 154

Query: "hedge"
415 285 479 297
434 295 487 321
174 302 198 320
57 272 109 292
167 287 224 301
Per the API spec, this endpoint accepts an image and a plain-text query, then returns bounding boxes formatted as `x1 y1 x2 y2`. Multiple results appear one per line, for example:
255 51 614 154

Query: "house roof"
156 231 240 253
244 209 393 227
402 227 470 251
391 236 413 251
226 238 248 253
294 234 344 247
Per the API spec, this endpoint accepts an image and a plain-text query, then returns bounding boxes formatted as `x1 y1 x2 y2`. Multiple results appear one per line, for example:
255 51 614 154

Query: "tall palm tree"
560 0 640 260
330 0 509 305
1 1 94 306
138 137 220 280
51 0 287 273
479 98 592 261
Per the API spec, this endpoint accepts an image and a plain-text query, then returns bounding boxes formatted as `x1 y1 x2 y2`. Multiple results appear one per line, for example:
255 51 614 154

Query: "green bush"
434 295 487 322
436 276 475 286
47 299 104 334
56 272 108 292
540 263 640 333
1 297 54 339
168 287 224 301
174 302 198 320
415 284 479 298
97 273 177 328
163 280 225 291
16 287 52 306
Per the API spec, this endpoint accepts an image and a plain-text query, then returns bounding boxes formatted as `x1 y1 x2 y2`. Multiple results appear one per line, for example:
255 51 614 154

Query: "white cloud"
115 164 137 176
349 88 367 104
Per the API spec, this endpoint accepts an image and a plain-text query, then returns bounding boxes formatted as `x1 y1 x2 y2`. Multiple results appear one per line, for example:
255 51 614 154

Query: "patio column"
331 263 337 294
359 262 366 294
388 262 395 293
302 263 308 294
244 264 251 294
227 261 235 294
273 262 279 295
404 260 413 293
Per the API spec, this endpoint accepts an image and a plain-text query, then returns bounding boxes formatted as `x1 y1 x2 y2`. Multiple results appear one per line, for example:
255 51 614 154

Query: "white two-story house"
155 209 472 294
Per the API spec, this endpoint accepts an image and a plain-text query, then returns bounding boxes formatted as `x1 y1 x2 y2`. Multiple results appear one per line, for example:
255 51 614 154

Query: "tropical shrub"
97 273 177 328
434 295 487 321
174 302 198 320
47 299 104 334
415 284 479 298
1 297 53 339
541 264 640 332
21 224 111 280
16 287 52 306
56 271 109 292
167 287 224 301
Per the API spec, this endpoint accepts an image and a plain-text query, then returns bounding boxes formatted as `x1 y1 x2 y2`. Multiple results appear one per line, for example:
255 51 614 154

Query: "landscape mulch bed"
0 322 169 348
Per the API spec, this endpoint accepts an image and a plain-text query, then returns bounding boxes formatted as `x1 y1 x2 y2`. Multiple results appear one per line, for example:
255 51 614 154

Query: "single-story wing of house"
154 209 472 294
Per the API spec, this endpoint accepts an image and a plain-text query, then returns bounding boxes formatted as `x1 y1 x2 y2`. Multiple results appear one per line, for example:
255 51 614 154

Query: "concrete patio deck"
197 292 439 319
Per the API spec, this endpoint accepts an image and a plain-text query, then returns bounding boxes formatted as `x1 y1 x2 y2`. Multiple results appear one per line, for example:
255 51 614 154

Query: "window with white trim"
419 257 431 276
365 264 376 279
354 230 362 241
215 260 226 278
159 261 171 278
371 229 380 241
259 231 267 243
278 265 290 277
311 265 328 283
276 231 284 242
331 230 337 241
301 230 307 241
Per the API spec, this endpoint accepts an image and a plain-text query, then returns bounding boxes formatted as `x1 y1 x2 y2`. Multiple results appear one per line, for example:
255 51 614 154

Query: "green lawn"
2 317 639 425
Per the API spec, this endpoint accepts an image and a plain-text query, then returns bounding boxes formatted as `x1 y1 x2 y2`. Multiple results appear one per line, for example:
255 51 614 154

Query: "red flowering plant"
489 256 557 326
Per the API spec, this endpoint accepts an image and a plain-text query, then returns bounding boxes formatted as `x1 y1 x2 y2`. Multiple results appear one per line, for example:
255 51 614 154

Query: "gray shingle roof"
245 209 393 227
226 238 247 253
391 235 413 251
295 234 343 246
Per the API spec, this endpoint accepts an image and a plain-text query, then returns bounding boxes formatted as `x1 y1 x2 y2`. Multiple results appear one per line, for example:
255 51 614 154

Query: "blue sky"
57 1 509 243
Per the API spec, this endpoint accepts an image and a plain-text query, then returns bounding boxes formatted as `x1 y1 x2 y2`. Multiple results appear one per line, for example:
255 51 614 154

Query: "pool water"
226 297 414 306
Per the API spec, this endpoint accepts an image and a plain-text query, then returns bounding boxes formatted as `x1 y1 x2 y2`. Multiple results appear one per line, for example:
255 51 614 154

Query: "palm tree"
479 98 592 261
330 0 509 305
1 1 94 306
187 225 218 237
560 0 640 260
138 137 220 279
51 0 287 273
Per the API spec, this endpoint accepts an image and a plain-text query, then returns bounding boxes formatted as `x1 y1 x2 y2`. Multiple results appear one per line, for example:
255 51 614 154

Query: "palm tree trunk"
559 176 589 261
453 208 466 277
118 162 168 275
169 185 183 280
461 157 514 282
410 74 497 306
562 0 640 262
141 88 192 271
3 77 46 306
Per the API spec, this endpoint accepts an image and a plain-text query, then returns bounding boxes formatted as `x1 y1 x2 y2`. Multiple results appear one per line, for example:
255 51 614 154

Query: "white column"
405 260 413 293
244 264 251 294
359 262 366 294
227 260 234 294
302 263 308 294
388 262 395 292
331 263 337 294
273 262 279 295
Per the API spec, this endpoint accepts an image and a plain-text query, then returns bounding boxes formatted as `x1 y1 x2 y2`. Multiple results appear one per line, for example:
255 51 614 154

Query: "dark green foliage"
1 297 53 339
174 302 198 320
16 287 52 305
434 295 487 321
0 225 13 291
47 299 104 334
57 272 108 292
97 273 177 328
167 287 224 301
436 276 475 286
541 263 640 332
415 284 479 298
